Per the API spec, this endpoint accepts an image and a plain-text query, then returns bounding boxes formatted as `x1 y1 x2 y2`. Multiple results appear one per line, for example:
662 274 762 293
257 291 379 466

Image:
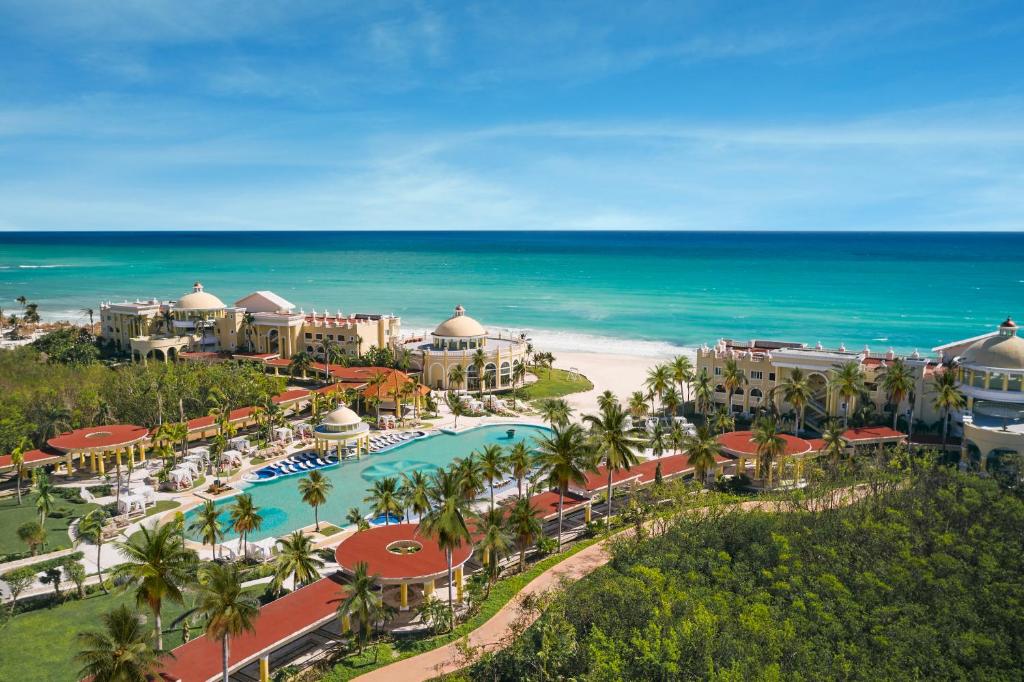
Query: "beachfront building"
932 318 1024 468
99 283 400 362
695 338 941 431
403 305 529 391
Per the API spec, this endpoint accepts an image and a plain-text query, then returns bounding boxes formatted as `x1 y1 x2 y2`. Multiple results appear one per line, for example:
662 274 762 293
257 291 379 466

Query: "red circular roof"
47 424 150 452
716 430 812 457
335 523 473 582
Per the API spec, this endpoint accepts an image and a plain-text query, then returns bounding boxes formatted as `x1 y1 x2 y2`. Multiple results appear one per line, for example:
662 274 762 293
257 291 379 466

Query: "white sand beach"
553 349 685 414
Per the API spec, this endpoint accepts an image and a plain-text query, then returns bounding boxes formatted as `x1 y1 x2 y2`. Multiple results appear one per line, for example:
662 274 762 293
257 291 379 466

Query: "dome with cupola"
322 405 362 430
962 317 1024 370
433 305 486 339
173 282 226 312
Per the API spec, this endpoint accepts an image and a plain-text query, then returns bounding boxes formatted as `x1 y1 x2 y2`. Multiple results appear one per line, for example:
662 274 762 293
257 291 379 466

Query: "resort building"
695 338 940 431
403 305 529 391
99 283 400 362
932 318 1024 468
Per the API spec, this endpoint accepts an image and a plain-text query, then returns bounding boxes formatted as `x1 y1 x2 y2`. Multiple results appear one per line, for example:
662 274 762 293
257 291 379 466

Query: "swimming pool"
183 423 551 542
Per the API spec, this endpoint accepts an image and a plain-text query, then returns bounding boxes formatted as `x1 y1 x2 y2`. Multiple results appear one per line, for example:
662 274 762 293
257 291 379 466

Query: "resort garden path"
353 485 872 682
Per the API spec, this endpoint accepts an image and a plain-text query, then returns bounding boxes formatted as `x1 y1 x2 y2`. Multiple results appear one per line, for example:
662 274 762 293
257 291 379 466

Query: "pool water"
183 424 550 542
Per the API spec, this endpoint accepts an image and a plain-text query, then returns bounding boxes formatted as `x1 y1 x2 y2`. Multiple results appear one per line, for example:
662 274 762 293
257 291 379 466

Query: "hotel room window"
304 333 312 339
750 370 763 380
714 367 722 376
768 373 776 381
315 334 322 340
1008 375 1021 392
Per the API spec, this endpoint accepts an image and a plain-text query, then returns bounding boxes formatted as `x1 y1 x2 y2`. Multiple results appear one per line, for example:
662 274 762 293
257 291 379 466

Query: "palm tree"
584 403 643 528
511 359 527 397
775 368 812 436
78 509 109 593
644 364 671 413
289 351 313 380
35 401 72 444
821 419 846 465
478 444 507 511
445 392 468 428
711 407 735 435
228 493 263 558
364 477 403 525
420 468 474 621
345 507 370 532
454 454 486 502
367 371 388 420
80 307 95 329
829 361 866 428
17 520 46 556
188 500 224 559
272 531 325 592
506 496 542 573
447 364 466 392
471 349 487 397
751 416 786 487
298 470 333 531
661 386 682 418
336 561 387 650
193 562 260 682
535 423 591 550
881 358 915 431
932 369 965 449
597 390 618 413
75 605 166 682
506 441 533 499
10 436 31 504
627 391 649 419
648 421 667 459
239 311 256 352
682 425 721 484
722 358 747 416
476 508 513 587
537 397 573 428
112 523 196 649
670 355 694 401
399 470 432 522
669 420 687 456
33 472 55 525
692 369 714 419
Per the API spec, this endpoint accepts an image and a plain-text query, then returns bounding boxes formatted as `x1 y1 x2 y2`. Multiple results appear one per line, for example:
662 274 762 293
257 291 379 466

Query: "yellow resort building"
99 282 400 363
402 305 529 390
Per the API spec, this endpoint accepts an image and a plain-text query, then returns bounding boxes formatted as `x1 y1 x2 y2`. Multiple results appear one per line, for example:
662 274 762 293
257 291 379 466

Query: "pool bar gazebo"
47 424 151 476
312 405 371 459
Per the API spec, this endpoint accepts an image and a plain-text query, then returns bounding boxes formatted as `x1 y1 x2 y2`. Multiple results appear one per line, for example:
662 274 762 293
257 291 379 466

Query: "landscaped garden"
518 366 593 401
0 491 98 559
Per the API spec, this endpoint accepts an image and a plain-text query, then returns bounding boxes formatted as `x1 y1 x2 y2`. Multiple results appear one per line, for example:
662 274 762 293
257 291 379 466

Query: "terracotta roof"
334 523 473 582
271 388 312 404
805 438 827 452
841 426 906 443
0 448 61 471
525 490 591 520
162 575 347 682
47 424 149 452
360 369 430 400
716 430 814 457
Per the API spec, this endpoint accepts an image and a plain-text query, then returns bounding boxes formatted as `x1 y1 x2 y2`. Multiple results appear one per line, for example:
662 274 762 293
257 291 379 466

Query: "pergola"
334 523 473 614
716 430 818 481
841 426 907 450
47 424 150 476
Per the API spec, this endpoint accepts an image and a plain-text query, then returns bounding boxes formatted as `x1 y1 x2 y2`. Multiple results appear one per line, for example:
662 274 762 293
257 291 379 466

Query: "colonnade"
64 442 147 477
312 434 370 459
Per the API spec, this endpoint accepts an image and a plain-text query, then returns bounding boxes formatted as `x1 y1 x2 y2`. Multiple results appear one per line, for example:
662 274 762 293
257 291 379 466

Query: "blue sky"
0 0 1022 231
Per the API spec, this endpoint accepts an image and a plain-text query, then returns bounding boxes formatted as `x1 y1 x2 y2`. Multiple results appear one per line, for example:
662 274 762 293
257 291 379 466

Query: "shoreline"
552 349 678 415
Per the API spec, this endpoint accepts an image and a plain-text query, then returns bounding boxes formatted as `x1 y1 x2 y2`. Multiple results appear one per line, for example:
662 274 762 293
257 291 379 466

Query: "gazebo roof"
334 523 473 583
47 424 149 452
716 430 815 457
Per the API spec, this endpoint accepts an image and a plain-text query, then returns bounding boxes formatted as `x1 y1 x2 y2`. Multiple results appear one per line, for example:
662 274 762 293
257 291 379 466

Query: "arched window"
500 361 512 385
714 384 726 394
750 388 763 398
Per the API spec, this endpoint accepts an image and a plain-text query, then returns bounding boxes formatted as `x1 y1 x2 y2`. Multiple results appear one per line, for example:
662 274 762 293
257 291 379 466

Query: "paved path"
354 485 871 682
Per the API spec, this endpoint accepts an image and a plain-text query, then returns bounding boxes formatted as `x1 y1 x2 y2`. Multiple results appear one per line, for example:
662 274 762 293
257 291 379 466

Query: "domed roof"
322 405 361 427
433 305 486 338
963 318 1024 370
174 282 225 311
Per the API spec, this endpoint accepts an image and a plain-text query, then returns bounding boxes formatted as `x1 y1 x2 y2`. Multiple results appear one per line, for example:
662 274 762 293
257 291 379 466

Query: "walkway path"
354 485 871 682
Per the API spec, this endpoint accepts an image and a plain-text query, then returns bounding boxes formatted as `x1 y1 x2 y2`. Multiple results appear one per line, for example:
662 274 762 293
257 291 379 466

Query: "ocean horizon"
2 230 1022 357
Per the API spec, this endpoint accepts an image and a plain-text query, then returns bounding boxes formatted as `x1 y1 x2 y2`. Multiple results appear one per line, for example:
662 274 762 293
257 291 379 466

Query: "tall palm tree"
478 444 507 512
711 407 735 435
476 507 514 587
228 493 263 558
535 423 591 550
240 312 256 352
188 500 224 559
751 416 786 487
367 371 388 420
289 351 313 380
692 369 714 419
584 403 643 528
721 358 747 417
597 390 618 413
669 420 687 456
932 369 965 449
670 355 694 401
272 531 325 592
336 562 387 650
80 307 95 329
345 507 370 532
471 349 487 397
881 358 915 431
193 562 260 682
420 469 474 621
75 605 166 682
506 441 533 499
537 397 573 428
454 454 485 502
644 364 671 413
821 419 846 466
399 470 432 522
112 523 197 649
33 472 55 526
829 361 866 428
506 496 542 573
511 359 527 397
298 470 333 531
364 477 403 525
10 436 31 504
627 391 650 419
661 386 681 418
682 425 721 484
775 368 812 436
648 421 667 459
35 401 72 444
445 392 468 428
78 509 110 593
447 364 466 392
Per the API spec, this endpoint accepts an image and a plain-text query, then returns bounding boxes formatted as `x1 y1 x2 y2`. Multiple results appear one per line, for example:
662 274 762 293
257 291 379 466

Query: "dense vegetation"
464 464 1024 681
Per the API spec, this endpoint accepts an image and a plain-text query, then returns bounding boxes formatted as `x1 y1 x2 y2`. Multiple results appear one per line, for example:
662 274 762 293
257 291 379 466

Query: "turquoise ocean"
1 231 1022 355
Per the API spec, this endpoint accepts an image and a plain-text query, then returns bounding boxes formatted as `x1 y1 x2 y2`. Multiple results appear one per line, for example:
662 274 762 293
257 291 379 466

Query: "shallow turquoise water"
183 424 550 542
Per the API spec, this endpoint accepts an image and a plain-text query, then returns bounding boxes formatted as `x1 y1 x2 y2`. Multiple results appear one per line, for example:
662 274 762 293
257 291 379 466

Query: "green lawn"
0 493 99 557
145 500 181 518
518 366 593 401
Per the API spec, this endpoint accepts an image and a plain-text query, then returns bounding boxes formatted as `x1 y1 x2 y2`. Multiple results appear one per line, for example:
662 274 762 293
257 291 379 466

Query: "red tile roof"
162 575 348 682
716 430 814 457
47 424 150 452
841 426 906 443
0 448 61 471
334 523 473 582
525 490 591 520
